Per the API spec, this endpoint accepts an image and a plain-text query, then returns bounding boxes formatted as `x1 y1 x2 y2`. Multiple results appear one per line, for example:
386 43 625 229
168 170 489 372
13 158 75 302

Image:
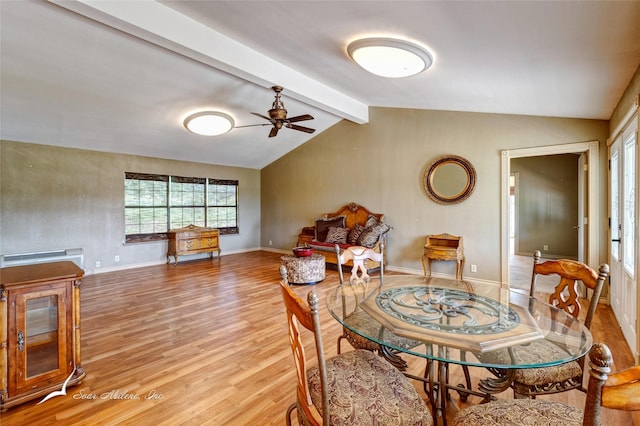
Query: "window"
125 172 238 243
125 173 169 240
170 176 206 229
207 179 238 232
622 134 636 276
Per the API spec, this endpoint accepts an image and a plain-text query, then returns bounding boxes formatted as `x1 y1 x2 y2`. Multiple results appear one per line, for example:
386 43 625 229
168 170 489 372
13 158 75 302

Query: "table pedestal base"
379 346 495 426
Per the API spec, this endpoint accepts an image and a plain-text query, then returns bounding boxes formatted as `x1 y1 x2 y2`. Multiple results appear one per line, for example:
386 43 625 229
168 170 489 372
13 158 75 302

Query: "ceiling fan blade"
286 123 316 134
251 112 274 122
234 123 271 128
268 126 279 138
286 114 314 123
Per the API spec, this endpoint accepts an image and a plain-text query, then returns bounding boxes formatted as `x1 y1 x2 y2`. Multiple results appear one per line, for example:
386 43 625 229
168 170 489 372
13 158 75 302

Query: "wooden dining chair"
335 242 385 353
453 342 640 425
279 266 433 426
477 250 609 398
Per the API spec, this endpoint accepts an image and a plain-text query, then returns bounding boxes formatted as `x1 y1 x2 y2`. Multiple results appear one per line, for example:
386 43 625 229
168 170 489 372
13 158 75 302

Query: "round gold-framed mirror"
424 155 476 204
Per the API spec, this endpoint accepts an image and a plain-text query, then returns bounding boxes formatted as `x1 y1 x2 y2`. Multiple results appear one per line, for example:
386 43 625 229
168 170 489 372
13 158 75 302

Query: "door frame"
500 141 599 286
608 106 639 361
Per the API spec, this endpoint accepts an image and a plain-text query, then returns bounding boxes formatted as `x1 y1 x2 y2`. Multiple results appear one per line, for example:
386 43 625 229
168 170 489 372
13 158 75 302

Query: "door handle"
612 238 621 243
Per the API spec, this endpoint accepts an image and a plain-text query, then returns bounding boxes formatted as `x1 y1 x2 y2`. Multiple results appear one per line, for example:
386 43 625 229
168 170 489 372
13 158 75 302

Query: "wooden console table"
0 261 85 411
421 233 465 280
167 225 221 265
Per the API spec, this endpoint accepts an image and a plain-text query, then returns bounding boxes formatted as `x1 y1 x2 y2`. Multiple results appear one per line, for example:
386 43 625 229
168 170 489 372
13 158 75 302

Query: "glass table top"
327 274 593 369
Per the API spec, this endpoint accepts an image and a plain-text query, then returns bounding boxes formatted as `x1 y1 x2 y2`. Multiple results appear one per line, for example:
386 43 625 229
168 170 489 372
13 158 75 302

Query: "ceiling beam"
48 0 369 124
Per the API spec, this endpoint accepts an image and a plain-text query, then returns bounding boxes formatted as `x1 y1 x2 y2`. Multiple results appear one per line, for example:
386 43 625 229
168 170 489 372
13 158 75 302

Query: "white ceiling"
2 1 639 169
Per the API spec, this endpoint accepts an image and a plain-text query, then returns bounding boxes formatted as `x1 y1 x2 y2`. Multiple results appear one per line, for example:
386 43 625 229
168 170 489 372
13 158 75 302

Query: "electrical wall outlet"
95 261 101 268
470 264 477 273
543 245 549 251
269 240 272 246
115 255 120 262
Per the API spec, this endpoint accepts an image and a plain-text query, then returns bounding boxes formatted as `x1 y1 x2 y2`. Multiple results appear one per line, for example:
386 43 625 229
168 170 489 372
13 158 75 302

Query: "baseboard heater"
0 248 84 269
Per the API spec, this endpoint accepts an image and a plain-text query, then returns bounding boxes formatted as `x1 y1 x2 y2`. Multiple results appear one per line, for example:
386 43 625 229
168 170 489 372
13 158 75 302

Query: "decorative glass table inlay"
352 277 546 353
375 286 520 336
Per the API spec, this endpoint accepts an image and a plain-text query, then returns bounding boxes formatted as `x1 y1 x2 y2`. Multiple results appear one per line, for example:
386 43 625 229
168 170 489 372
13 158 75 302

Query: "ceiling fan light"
347 37 433 78
183 111 234 136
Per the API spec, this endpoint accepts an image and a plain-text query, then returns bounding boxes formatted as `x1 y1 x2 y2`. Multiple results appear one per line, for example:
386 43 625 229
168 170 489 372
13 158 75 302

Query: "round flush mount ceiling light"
183 111 235 136
347 37 433 78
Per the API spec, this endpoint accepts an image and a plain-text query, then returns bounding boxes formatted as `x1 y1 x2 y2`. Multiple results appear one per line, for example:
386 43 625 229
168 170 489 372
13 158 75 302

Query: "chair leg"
337 335 345 354
286 402 296 426
513 386 531 399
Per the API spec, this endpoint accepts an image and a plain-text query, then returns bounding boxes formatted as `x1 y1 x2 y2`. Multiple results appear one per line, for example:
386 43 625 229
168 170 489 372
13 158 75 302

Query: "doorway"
510 154 581 258
500 141 599 287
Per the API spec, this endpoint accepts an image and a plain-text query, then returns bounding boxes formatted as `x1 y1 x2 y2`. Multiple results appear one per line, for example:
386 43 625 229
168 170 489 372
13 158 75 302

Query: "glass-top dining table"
326 274 593 426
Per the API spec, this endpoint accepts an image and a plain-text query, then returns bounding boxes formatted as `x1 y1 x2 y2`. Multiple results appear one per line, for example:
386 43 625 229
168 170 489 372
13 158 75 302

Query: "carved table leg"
379 345 409 371
478 346 518 398
479 368 516 396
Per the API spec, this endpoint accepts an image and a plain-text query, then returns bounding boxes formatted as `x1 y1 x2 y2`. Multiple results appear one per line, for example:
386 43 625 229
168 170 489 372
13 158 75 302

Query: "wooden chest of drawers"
421 233 464 280
167 225 221 265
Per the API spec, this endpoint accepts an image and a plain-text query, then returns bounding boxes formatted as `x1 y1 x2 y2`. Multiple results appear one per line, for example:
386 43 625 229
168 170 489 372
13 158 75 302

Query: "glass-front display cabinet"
0 261 85 411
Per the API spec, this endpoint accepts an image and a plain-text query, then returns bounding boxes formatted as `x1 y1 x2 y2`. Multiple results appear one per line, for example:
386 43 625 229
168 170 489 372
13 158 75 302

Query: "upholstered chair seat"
343 310 423 352
452 399 583 426
306 349 433 426
342 311 383 351
477 340 583 387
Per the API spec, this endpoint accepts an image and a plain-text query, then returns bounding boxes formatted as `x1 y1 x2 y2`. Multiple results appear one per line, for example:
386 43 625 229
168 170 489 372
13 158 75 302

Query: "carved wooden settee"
296 203 390 270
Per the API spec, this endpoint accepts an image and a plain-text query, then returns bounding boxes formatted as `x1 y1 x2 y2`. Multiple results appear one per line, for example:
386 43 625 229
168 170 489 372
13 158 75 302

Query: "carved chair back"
336 242 384 310
530 250 609 329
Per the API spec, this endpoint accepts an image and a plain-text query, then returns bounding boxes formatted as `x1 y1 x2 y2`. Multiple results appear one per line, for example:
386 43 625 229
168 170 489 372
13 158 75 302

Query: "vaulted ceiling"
2 1 639 169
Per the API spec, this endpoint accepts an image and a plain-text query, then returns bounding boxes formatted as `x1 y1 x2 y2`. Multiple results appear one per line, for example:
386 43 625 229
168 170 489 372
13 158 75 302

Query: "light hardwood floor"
2 251 638 425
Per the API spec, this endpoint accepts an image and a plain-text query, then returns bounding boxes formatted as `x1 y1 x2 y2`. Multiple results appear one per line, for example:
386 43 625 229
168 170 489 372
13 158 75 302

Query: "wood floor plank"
1 251 638 425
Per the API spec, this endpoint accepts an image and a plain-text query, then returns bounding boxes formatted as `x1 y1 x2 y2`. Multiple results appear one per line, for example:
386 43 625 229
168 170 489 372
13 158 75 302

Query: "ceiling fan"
235 86 315 138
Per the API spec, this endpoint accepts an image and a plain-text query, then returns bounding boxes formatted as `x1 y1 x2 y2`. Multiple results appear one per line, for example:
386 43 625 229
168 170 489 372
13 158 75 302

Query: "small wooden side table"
422 233 465 280
281 253 326 285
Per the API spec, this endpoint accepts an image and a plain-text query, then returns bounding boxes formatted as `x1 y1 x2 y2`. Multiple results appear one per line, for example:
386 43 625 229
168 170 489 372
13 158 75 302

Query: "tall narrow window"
170 176 206 229
125 173 169 241
611 151 620 261
207 179 239 234
623 134 636 276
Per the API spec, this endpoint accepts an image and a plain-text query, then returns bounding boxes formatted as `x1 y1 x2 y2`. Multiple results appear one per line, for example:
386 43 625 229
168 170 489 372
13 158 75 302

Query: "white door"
609 113 638 359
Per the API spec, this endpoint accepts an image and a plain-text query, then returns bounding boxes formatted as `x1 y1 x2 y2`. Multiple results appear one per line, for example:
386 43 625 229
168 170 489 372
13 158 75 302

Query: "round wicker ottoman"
281 253 326 285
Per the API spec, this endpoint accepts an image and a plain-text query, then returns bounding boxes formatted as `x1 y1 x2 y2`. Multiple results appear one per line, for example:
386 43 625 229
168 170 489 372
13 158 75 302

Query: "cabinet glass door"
13 285 68 393
25 295 60 377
